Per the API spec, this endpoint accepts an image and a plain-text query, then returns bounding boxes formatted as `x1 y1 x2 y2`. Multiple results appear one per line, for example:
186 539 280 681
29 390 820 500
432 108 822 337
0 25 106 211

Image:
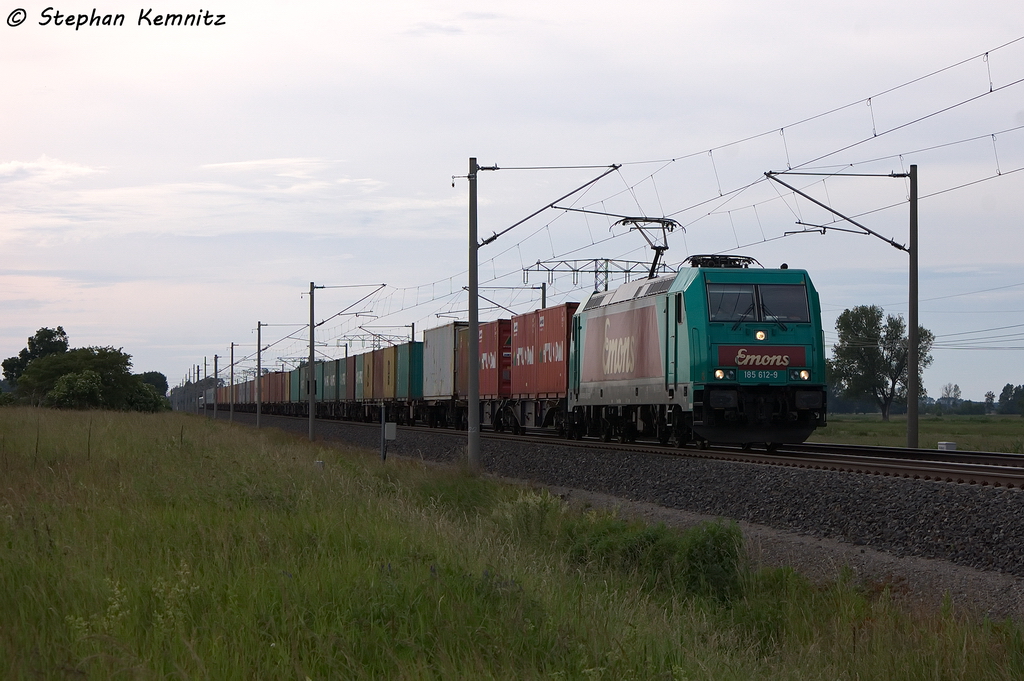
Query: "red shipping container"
478 319 512 398
511 310 538 397
536 303 578 397
372 349 384 399
345 356 356 401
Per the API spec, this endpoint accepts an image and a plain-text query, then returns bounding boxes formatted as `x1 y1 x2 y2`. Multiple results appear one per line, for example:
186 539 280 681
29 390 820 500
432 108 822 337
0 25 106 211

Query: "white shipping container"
422 322 466 400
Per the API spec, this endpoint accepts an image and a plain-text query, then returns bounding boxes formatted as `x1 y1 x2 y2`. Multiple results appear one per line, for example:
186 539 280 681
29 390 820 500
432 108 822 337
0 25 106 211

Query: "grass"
2 406 1024 679
812 413 1024 452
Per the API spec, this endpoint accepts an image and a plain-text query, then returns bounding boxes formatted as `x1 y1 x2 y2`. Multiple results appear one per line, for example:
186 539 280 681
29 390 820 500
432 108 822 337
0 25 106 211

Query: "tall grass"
2 406 1023 679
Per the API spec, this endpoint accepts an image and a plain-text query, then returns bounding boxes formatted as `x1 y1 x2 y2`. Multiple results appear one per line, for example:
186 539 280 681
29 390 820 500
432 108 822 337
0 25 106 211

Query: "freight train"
202 255 827 447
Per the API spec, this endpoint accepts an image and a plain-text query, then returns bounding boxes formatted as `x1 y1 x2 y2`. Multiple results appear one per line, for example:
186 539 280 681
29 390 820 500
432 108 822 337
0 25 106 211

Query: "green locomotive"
567 255 827 448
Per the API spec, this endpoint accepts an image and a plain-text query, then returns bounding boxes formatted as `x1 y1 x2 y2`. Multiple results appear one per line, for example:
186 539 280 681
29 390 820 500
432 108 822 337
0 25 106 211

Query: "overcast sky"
2 0 1023 401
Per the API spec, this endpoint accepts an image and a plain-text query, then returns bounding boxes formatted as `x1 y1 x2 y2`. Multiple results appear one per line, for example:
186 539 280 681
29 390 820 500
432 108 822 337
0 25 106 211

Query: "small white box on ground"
937 442 957 451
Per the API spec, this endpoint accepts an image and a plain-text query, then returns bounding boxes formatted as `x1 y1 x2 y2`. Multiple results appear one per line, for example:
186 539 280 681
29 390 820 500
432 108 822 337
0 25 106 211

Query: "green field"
811 414 1024 453
3 407 1024 679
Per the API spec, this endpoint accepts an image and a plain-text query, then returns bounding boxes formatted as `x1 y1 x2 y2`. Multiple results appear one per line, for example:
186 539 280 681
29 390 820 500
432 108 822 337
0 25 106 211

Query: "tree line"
828 305 1022 418
0 327 168 412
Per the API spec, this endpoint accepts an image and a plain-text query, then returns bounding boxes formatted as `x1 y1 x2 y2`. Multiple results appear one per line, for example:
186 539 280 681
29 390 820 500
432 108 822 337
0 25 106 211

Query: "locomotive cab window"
707 283 810 323
758 285 810 323
707 284 756 322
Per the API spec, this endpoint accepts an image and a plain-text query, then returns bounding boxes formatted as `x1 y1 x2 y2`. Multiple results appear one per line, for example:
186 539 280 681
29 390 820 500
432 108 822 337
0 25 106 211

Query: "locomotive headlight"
714 369 736 380
755 330 767 341
715 369 725 380
789 369 811 381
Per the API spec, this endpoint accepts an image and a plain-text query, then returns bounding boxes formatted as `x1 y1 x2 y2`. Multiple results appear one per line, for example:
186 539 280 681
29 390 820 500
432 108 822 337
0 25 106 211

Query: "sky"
2 0 1023 401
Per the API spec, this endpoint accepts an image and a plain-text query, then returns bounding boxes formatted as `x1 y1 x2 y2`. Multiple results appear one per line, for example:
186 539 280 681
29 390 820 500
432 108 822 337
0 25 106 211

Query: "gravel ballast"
225 413 1024 620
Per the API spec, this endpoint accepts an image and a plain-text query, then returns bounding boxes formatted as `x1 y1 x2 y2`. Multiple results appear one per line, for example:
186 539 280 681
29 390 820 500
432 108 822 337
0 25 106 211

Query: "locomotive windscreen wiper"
760 301 788 331
731 303 755 330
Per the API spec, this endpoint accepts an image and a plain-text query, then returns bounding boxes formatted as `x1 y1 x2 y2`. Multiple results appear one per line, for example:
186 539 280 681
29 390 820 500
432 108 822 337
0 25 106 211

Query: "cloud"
0 155 463 244
0 155 105 186
404 22 465 37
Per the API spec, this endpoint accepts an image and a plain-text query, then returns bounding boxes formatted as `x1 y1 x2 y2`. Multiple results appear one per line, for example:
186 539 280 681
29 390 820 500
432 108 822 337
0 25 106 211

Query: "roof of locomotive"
577 262 813 313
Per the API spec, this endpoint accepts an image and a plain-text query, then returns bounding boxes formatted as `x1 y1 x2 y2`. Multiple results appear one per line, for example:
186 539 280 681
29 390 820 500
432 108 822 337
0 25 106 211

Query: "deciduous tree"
997 384 1024 415
137 371 169 397
16 346 161 411
2 327 69 386
826 305 934 421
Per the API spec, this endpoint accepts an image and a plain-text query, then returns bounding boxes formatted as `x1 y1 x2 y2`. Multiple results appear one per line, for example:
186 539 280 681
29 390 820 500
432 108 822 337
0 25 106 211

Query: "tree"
997 384 1024 416
137 371 169 397
985 391 996 414
939 383 961 407
47 370 104 410
15 346 163 411
2 326 69 386
826 305 934 421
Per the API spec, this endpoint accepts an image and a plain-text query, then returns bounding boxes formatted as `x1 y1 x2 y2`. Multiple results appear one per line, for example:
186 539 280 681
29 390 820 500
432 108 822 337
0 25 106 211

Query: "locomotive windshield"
707 284 756 322
707 283 810 323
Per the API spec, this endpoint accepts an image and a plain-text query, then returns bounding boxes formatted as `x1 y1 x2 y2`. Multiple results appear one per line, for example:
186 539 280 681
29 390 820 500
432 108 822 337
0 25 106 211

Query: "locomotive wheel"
698 439 710 450
766 442 779 452
741 443 752 451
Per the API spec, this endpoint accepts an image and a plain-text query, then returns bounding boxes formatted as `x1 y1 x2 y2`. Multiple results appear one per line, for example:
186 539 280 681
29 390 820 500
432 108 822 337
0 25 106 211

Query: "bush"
47 370 103 409
562 512 744 602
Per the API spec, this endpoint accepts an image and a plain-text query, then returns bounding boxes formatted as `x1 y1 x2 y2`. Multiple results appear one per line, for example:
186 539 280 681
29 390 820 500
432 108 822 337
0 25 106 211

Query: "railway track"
483 430 1024 489
212 411 1024 489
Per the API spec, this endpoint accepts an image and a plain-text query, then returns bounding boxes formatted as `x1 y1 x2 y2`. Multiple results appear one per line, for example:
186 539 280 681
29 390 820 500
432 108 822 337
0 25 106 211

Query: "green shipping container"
396 341 424 400
323 360 339 401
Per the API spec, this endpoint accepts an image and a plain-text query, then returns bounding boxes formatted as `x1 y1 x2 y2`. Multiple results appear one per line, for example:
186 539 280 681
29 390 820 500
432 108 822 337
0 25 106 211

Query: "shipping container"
478 319 512 398
354 354 364 400
372 349 384 399
381 345 397 399
323 360 339 401
395 342 424 400
535 303 578 397
299 366 311 402
316 362 325 401
290 368 301 403
422 322 467 400
456 325 470 399
262 371 287 405
511 311 539 397
344 356 356 401
362 350 375 401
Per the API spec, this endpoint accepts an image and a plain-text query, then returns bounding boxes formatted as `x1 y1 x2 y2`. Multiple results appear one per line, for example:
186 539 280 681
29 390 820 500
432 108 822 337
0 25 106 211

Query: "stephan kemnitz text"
38 8 226 29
